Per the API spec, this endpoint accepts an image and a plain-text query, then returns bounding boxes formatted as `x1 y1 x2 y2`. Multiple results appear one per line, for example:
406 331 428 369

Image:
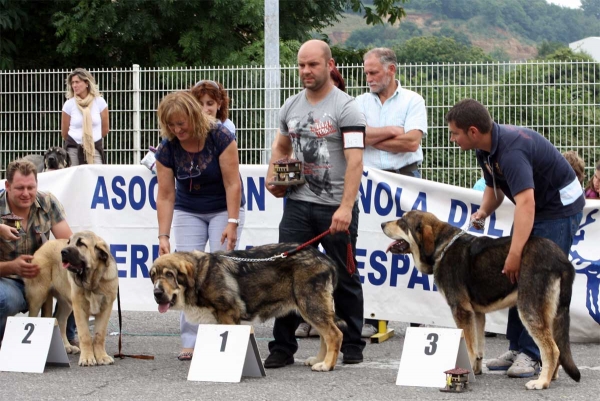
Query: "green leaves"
348 0 406 26
3 0 407 68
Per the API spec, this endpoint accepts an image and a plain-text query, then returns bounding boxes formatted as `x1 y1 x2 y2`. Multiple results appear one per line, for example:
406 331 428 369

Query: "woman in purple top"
155 91 245 360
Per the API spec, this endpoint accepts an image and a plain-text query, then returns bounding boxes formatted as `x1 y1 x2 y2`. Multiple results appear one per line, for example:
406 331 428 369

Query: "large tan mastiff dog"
25 231 118 366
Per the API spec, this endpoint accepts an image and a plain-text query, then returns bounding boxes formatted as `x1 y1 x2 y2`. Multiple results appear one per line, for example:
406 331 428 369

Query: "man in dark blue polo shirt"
445 99 584 378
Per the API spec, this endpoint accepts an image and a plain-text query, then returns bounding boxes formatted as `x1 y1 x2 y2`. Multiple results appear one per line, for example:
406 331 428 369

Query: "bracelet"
158 234 170 239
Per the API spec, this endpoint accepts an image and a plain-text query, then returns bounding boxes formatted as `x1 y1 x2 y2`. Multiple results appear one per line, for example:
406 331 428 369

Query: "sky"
546 0 581 8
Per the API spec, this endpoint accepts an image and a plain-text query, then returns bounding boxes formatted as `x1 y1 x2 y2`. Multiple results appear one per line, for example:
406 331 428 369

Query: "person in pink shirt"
585 161 600 199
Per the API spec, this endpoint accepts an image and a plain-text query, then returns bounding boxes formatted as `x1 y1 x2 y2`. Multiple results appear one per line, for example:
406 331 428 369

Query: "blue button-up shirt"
355 81 427 170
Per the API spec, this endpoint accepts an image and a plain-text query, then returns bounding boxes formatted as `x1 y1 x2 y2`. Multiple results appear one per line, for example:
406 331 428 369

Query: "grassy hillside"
322 11 538 60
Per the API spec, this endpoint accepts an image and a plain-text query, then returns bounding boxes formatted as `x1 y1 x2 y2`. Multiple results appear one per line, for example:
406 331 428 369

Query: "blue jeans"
268 199 366 356
0 278 28 341
507 211 583 361
53 309 77 341
173 208 246 349
408 169 421 179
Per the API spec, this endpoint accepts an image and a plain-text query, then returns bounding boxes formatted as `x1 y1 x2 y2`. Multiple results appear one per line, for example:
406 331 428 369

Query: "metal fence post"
264 0 280 165
132 64 141 163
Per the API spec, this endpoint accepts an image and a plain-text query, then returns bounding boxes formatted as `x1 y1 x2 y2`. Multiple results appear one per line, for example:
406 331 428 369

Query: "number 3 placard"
396 327 474 388
0 317 70 373
187 324 265 382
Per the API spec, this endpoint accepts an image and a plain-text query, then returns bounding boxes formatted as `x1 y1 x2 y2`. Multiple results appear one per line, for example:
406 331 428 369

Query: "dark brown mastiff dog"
382 210 580 390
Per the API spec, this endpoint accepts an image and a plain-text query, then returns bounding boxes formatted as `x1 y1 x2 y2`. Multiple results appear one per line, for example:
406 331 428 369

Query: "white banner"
18 165 600 342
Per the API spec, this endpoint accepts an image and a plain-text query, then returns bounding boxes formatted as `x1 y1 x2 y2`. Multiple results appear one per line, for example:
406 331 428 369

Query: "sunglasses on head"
194 80 220 90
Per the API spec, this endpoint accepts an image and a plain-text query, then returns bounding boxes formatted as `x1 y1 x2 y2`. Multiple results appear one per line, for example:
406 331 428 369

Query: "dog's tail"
554 265 580 382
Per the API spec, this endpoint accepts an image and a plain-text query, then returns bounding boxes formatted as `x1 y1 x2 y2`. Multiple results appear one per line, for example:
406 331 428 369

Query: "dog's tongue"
158 303 170 313
62 262 70 269
386 241 400 253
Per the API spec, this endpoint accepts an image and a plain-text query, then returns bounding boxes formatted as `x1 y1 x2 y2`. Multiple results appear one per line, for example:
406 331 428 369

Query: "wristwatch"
227 218 240 225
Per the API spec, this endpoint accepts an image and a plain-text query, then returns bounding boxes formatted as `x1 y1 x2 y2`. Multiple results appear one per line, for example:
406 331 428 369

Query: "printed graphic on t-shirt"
288 111 336 198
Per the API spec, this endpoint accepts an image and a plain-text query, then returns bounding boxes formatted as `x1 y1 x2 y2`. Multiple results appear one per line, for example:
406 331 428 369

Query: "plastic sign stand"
396 327 475 388
0 317 70 373
187 324 266 382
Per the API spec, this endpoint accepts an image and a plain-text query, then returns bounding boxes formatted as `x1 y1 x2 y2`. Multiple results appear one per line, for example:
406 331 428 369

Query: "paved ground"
1 311 598 401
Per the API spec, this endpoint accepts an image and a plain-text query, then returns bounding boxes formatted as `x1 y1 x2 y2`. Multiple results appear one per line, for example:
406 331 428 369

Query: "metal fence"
1 61 599 187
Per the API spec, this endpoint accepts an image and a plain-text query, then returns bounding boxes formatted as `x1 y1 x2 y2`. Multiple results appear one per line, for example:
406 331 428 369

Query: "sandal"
177 351 193 361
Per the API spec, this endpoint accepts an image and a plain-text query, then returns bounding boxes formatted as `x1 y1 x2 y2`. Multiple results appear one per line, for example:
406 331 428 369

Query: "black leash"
221 229 356 275
114 286 155 360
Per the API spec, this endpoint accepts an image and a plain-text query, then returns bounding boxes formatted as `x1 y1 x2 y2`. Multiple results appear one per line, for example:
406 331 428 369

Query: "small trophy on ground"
440 367 471 393
268 157 305 186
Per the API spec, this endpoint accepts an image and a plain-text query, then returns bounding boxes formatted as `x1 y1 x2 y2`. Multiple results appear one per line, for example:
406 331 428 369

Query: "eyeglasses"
177 164 202 191
194 80 220 90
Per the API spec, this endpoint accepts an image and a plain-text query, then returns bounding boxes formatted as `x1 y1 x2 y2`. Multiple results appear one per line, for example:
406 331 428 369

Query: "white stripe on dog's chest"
88 292 104 315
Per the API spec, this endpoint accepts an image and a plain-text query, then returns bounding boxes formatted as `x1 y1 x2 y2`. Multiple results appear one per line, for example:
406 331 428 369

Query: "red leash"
282 229 356 275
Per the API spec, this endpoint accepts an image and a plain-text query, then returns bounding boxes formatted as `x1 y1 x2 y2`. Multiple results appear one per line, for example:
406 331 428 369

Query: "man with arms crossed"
264 39 366 367
356 47 426 178
355 47 427 337
446 99 584 378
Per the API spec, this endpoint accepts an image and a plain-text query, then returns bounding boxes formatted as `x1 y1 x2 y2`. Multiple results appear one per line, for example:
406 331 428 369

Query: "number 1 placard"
187 324 265 382
396 327 474 388
0 317 70 373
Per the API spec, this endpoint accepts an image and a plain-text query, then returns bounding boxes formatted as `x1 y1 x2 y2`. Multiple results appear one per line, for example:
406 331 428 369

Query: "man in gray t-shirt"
265 39 366 368
280 86 365 205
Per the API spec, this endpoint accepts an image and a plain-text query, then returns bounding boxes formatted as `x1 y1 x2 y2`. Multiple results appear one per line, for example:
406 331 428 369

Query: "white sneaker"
487 350 518 371
361 323 378 338
295 322 311 338
507 353 541 378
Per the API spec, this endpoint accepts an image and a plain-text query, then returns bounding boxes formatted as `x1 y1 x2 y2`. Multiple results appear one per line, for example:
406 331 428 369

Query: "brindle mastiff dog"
150 243 345 372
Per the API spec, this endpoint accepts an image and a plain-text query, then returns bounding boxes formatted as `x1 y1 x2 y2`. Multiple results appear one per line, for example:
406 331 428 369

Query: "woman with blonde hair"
61 68 109 165
154 91 245 360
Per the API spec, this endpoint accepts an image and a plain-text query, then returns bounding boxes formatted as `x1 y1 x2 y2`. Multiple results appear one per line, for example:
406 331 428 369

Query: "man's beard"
371 75 393 94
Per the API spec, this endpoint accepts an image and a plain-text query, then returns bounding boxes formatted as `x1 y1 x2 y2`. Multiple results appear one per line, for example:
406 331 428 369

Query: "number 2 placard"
0 317 69 373
187 324 265 382
396 327 474 388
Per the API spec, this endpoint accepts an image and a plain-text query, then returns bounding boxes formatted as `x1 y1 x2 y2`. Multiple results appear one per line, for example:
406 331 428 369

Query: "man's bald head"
298 40 332 63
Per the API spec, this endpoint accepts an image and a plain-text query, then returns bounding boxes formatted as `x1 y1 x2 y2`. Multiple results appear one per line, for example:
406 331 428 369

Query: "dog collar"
439 230 467 263
438 218 485 263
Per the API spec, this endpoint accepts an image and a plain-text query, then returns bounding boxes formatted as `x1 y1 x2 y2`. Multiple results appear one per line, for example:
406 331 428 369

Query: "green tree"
537 41 569 58
434 26 471 46
499 49 600 158
581 0 600 19
2 0 409 69
344 20 421 49
395 36 491 64
0 0 66 69
0 0 26 69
